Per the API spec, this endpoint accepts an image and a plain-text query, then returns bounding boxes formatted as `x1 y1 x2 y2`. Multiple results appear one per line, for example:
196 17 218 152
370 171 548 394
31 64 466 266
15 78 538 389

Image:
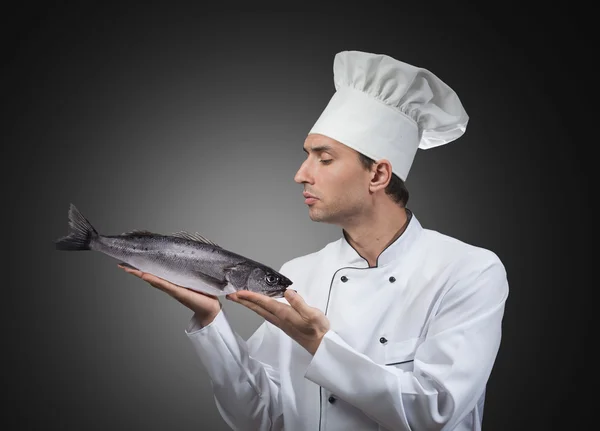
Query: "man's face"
294 134 372 224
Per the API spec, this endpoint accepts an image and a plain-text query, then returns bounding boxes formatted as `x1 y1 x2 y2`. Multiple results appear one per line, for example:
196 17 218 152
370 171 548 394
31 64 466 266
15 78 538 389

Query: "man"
121 51 509 430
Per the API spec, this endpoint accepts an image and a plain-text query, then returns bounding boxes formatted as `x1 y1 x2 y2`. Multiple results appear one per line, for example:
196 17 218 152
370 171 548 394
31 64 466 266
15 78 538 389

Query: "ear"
369 159 393 193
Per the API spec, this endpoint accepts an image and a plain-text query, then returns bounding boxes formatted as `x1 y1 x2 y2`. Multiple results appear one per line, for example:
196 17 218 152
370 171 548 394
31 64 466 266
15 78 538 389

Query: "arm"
186 310 284 431
303 253 509 430
118 264 284 431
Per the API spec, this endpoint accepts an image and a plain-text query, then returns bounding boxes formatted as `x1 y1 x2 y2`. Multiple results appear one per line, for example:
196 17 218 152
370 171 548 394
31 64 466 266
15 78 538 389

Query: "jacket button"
389 276 396 283
340 276 348 282
379 337 387 344
328 396 336 404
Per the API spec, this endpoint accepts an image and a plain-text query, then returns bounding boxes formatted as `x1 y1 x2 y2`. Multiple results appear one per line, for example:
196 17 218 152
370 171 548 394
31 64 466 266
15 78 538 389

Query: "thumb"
285 289 310 315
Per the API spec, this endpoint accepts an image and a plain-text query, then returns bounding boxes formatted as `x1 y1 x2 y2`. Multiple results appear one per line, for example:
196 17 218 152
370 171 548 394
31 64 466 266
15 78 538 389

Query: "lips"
303 191 318 205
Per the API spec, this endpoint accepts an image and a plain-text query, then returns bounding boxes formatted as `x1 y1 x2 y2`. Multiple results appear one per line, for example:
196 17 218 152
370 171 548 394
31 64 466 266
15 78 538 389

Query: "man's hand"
118 264 222 327
227 289 329 355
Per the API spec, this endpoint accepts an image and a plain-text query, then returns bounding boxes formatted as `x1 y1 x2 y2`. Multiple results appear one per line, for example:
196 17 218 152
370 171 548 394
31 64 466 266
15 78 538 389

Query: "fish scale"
55 203 293 297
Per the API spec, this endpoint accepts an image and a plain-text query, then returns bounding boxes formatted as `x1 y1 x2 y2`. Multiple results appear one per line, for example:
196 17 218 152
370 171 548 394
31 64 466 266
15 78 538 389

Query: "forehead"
303 133 355 155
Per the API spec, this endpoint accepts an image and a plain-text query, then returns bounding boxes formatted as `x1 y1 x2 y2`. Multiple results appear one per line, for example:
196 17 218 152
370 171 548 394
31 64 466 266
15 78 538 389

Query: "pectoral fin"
170 270 235 296
191 270 229 290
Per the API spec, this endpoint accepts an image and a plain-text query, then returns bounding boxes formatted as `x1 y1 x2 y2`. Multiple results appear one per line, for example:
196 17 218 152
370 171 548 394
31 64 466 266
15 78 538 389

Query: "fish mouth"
265 282 293 298
262 275 293 298
266 290 286 298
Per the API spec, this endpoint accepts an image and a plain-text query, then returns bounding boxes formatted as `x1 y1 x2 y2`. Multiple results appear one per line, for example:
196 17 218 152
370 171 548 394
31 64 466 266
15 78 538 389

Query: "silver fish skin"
54 204 293 297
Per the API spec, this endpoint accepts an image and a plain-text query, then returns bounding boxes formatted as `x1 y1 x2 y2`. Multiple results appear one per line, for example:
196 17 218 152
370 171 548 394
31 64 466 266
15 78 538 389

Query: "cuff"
304 329 363 388
185 301 224 334
185 307 229 337
184 307 246 382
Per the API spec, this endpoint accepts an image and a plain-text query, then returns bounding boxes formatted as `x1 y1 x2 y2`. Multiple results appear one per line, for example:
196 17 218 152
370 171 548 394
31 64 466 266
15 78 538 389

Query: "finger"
171 287 203 309
121 266 181 296
234 297 283 327
118 265 167 293
118 265 218 303
118 264 143 278
193 289 219 300
284 289 314 319
141 275 198 307
233 292 304 327
140 272 182 295
234 290 288 315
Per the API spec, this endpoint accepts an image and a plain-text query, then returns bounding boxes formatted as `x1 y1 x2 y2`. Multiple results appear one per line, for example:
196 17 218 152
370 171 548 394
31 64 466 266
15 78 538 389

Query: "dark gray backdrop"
4 7 590 431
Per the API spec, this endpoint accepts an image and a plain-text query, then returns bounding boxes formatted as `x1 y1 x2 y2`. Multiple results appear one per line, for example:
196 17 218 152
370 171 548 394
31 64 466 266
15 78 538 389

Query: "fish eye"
265 274 279 285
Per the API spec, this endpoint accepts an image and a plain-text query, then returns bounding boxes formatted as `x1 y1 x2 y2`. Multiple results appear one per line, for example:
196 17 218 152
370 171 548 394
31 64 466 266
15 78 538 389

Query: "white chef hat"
309 50 469 181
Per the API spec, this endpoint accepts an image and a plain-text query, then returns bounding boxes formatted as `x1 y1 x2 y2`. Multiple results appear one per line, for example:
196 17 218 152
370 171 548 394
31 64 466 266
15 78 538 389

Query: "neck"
342 203 409 267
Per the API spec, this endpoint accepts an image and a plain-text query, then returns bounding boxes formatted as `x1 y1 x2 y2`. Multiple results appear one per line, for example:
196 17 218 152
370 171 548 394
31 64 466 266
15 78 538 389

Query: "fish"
54 203 293 297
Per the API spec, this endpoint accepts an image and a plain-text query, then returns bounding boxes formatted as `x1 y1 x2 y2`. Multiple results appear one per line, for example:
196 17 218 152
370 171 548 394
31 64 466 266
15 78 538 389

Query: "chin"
308 209 325 222
308 210 335 224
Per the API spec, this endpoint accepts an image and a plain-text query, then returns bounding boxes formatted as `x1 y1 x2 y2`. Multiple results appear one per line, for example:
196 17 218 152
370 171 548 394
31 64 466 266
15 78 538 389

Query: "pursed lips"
303 192 318 205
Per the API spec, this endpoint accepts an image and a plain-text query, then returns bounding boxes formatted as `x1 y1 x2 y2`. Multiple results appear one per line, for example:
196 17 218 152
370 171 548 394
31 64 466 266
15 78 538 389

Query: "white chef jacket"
185 211 509 431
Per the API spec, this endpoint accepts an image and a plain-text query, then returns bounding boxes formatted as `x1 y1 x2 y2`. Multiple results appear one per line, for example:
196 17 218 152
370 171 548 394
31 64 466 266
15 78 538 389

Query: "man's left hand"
227 289 330 355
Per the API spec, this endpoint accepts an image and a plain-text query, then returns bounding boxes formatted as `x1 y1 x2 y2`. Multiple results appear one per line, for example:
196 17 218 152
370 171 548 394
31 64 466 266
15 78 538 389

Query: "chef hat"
309 50 469 181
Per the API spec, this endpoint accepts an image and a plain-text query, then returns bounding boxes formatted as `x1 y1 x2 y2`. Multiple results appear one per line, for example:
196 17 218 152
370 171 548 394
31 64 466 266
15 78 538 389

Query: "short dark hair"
358 153 409 207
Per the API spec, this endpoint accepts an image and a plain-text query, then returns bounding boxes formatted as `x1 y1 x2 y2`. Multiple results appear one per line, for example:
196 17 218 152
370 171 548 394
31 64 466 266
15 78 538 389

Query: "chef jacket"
185 211 509 430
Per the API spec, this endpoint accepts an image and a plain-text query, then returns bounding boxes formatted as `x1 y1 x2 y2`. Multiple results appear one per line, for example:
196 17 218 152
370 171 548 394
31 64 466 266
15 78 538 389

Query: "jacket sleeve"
304 251 509 431
185 306 284 431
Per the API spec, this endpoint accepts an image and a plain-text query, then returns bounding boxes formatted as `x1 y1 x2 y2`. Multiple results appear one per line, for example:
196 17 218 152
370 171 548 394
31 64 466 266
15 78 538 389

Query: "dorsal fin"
120 229 156 237
171 231 221 247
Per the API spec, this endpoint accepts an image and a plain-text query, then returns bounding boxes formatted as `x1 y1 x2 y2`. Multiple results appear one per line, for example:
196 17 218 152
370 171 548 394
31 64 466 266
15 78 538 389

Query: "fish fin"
118 262 139 270
171 231 221 247
188 281 237 296
54 203 99 251
188 270 230 291
119 229 156 237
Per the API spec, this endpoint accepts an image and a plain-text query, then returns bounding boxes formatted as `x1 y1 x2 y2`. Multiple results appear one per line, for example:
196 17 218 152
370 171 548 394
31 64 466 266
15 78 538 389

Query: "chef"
123 50 509 430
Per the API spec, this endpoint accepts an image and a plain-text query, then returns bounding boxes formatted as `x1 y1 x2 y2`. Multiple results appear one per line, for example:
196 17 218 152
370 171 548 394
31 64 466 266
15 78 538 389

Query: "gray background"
4 7 591 431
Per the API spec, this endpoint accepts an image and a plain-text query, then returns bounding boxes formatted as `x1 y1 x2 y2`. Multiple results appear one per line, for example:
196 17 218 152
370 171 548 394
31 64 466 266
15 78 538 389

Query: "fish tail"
54 203 99 251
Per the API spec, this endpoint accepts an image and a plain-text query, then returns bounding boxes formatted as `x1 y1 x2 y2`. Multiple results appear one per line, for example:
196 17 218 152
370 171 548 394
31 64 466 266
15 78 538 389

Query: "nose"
294 159 313 184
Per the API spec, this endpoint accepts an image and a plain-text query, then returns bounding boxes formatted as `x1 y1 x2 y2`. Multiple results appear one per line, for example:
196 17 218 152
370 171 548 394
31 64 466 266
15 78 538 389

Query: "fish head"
246 266 293 298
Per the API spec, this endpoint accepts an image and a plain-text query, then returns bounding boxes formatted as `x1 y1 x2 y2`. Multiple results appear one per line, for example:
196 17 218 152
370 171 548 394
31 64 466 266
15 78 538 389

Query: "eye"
265 274 279 285
320 159 332 165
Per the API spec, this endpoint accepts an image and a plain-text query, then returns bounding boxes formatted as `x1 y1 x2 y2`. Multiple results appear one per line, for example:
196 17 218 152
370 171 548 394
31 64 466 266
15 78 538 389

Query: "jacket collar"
336 208 423 268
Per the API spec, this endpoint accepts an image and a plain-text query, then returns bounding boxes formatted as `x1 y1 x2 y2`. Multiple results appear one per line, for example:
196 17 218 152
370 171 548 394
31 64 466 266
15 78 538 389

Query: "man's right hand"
118 264 222 327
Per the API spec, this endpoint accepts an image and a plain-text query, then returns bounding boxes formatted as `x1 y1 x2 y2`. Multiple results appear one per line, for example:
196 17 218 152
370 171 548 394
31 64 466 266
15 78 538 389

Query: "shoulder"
422 230 509 307
420 228 505 272
415 229 508 303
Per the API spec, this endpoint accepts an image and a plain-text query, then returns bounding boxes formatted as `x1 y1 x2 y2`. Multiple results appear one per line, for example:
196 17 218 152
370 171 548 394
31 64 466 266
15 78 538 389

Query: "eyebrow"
303 145 334 154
